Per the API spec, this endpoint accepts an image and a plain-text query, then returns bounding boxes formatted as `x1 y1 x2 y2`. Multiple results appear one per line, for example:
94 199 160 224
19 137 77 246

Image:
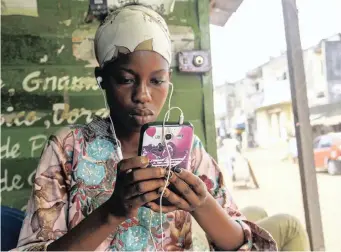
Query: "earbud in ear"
96 76 103 89
95 67 104 90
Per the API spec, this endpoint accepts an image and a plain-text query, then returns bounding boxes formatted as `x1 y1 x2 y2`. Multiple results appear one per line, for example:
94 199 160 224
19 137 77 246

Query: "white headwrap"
94 5 172 68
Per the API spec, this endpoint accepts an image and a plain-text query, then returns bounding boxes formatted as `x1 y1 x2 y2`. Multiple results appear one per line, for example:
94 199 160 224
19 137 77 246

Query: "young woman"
15 5 276 251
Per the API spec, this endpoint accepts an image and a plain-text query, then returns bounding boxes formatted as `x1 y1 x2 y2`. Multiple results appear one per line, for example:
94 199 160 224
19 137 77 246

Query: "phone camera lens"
165 134 172 140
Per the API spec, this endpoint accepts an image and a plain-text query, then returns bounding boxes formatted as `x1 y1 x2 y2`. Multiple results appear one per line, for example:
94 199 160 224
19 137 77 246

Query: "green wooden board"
1 0 216 210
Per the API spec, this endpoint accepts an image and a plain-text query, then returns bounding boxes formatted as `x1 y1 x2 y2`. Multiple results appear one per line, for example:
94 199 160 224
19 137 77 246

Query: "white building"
214 34 341 148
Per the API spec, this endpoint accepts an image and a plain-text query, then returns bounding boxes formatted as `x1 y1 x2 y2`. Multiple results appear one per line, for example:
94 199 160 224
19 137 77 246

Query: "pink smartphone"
138 122 194 205
138 122 194 169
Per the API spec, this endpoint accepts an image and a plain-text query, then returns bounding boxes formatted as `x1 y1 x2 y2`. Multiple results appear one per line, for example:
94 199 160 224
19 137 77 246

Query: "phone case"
138 122 194 206
138 122 194 169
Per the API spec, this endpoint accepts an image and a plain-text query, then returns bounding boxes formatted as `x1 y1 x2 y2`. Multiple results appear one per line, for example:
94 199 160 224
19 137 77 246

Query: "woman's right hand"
105 156 167 220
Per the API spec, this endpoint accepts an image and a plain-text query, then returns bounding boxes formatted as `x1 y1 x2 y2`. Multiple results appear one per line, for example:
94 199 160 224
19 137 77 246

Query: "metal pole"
281 0 325 250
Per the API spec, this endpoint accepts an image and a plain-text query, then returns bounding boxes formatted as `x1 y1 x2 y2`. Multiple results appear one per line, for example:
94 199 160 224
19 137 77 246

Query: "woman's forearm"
47 202 124 251
191 194 245 250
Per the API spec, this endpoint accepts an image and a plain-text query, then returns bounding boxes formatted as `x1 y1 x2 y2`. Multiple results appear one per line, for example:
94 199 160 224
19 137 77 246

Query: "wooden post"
281 0 325 250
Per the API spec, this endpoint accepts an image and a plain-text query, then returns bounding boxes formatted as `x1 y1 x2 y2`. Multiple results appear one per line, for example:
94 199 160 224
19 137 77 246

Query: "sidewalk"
226 146 341 251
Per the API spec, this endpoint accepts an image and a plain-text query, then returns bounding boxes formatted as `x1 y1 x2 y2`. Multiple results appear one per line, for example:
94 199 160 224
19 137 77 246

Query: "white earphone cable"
97 76 123 160
159 106 183 251
148 82 184 251
165 82 174 121
98 77 184 251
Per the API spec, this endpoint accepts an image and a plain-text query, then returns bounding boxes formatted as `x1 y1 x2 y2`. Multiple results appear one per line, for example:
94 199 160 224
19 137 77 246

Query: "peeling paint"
1 0 38 17
107 0 176 15
39 55 48 63
59 19 72 27
169 25 195 67
57 45 65 55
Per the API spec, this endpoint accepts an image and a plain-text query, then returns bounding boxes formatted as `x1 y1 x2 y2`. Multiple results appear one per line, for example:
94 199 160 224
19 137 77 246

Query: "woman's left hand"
146 167 208 213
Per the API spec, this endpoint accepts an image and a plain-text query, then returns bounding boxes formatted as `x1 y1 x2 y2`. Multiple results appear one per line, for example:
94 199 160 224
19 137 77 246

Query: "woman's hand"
105 156 168 220
146 167 208 213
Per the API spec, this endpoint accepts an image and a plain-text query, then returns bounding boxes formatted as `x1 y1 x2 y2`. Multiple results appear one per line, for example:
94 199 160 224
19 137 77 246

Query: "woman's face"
102 51 170 133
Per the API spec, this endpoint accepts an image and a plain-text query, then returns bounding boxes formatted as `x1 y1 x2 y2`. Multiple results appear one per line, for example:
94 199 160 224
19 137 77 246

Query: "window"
318 136 332 148
276 72 287 80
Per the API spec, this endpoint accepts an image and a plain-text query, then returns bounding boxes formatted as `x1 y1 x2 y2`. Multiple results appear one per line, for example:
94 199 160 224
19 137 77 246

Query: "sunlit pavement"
223 145 341 251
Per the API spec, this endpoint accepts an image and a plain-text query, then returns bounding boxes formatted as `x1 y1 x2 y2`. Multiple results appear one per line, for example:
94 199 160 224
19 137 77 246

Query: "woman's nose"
133 82 152 104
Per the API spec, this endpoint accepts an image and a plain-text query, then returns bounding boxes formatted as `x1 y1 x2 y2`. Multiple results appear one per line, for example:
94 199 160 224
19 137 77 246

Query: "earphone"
96 76 103 87
149 82 190 251
96 76 123 160
97 77 187 251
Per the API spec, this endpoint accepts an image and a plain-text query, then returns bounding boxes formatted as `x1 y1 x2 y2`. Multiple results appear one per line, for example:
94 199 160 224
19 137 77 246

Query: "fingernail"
172 166 182 173
141 156 149 164
158 187 164 194
164 170 173 179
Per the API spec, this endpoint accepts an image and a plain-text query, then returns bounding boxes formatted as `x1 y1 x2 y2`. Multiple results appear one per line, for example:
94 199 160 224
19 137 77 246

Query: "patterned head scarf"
94 5 172 68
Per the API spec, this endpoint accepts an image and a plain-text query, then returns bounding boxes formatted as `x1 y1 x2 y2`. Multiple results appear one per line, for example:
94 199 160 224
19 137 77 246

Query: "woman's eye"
118 77 135 85
150 79 165 85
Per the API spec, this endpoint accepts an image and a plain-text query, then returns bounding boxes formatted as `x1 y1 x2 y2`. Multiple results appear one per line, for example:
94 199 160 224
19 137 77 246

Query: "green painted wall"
0 0 217 210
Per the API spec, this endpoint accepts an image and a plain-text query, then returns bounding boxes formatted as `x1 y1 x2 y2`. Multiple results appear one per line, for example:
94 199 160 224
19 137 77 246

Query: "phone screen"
138 122 194 169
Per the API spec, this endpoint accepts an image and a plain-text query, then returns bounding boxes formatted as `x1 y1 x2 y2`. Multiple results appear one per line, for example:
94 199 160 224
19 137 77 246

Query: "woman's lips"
129 109 154 125
132 108 154 116
131 114 153 125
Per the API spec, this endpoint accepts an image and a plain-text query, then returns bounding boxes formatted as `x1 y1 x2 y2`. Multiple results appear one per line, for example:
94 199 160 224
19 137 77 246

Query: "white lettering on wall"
1 137 20 159
0 169 24 192
22 71 99 92
21 204 27 212
29 134 47 157
1 111 43 127
22 71 42 92
27 170 37 187
1 105 108 128
1 79 5 89
52 103 109 125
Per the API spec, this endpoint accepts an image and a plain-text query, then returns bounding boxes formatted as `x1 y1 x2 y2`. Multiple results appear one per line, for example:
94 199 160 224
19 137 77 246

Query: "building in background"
309 34 341 137
214 33 341 148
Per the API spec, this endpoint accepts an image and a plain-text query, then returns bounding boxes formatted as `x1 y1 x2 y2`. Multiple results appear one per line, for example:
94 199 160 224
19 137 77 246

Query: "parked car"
313 132 341 175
